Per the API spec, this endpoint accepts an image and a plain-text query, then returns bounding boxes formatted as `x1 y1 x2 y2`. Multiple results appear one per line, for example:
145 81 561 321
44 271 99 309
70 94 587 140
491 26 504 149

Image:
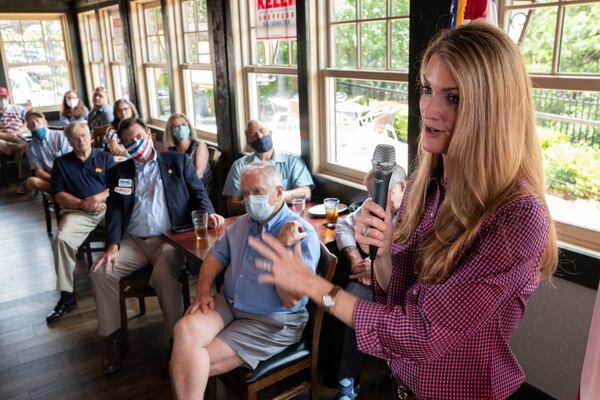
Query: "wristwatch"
322 285 342 312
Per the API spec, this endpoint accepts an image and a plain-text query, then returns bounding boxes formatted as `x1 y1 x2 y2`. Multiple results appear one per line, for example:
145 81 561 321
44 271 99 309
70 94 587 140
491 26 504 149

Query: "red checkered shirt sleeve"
353 194 549 364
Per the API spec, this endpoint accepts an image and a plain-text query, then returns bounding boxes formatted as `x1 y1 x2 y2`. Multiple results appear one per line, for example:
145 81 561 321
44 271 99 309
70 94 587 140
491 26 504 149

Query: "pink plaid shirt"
353 178 550 399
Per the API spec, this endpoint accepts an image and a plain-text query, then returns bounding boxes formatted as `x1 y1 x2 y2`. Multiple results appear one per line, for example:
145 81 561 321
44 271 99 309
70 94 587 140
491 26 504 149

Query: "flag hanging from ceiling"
450 0 497 28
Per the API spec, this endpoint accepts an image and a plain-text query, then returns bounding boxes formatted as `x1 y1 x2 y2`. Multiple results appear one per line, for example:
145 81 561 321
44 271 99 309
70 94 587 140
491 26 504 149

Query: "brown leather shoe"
102 331 128 375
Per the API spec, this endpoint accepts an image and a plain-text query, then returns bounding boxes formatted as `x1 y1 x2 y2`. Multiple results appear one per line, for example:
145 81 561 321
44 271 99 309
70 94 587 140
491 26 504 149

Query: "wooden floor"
0 185 394 400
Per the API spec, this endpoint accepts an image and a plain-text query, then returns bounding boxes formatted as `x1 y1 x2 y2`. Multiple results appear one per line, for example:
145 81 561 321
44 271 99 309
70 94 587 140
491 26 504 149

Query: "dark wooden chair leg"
246 383 257 400
0 155 7 184
311 369 318 399
85 243 93 267
119 288 128 345
138 297 146 315
42 195 52 235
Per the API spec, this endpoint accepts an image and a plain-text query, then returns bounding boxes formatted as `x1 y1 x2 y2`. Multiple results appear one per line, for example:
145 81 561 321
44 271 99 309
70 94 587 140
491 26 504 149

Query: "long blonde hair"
395 22 557 283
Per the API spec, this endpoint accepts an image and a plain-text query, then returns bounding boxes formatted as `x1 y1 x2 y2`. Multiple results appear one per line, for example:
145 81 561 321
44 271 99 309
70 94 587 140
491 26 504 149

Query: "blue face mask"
249 135 273 154
244 192 275 221
31 127 47 141
174 125 190 142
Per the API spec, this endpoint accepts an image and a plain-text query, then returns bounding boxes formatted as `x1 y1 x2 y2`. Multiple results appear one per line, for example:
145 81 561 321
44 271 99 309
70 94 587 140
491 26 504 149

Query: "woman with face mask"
59 90 89 126
105 99 139 157
165 113 213 198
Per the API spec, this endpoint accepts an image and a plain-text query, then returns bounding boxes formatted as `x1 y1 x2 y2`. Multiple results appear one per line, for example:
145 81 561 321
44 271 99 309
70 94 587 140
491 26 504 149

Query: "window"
79 7 130 106
500 0 600 249
79 12 107 93
320 0 410 178
131 1 171 122
101 7 130 100
175 0 217 137
0 15 75 109
237 0 300 154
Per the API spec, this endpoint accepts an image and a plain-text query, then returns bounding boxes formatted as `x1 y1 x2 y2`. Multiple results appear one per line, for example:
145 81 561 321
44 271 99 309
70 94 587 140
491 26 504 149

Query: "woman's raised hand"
248 233 314 298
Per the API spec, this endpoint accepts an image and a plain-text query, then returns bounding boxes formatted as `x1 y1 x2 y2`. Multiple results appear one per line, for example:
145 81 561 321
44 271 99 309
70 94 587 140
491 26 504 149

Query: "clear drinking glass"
291 193 306 216
324 197 340 229
191 210 208 240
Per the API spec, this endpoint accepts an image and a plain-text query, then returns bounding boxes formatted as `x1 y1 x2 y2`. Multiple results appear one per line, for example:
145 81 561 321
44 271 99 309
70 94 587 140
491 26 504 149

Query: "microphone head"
371 144 396 174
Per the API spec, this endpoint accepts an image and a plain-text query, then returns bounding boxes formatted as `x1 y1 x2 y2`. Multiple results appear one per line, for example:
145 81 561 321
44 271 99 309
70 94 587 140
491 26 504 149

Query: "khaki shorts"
214 293 308 369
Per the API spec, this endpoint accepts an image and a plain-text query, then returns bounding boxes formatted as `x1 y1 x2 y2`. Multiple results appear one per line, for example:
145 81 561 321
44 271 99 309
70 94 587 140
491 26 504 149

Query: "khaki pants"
52 208 105 292
90 236 184 338
0 139 28 179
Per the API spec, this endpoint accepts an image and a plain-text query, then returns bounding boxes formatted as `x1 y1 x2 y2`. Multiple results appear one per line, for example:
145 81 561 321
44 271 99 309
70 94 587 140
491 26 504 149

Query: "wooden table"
161 208 337 263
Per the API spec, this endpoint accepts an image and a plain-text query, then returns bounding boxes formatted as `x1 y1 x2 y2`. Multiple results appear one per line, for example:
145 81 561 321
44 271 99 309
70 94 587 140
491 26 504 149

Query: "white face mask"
0 99 9 109
67 98 79 108
244 190 275 221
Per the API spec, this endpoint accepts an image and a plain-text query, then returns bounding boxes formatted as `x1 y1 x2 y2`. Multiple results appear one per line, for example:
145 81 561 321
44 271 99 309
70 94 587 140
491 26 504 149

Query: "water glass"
324 197 340 229
291 193 306 216
191 210 208 240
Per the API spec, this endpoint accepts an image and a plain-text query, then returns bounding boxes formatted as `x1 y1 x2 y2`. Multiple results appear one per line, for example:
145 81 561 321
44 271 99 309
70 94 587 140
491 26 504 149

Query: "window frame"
498 0 600 90
78 11 109 103
0 13 76 112
79 6 131 107
100 6 130 101
498 0 600 252
316 0 411 183
173 0 218 142
130 0 172 125
234 0 300 153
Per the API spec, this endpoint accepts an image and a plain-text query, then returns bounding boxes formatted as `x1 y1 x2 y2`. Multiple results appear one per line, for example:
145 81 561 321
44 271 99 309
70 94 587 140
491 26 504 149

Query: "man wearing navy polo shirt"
46 121 115 323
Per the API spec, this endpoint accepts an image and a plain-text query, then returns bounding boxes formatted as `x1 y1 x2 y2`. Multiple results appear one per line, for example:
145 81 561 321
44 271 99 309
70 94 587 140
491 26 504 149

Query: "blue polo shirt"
210 203 320 315
51 149 116 199
222 150 315 197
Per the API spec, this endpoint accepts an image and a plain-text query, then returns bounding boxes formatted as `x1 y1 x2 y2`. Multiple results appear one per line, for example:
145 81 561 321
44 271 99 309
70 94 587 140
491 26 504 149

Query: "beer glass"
191 210 208 240
324 198 340 229
291 193 306 216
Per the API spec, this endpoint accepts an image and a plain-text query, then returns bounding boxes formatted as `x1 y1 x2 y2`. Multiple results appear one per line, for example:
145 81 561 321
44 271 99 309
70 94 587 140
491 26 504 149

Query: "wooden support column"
207 0 239 158
407 0 452 172
118 0 139 108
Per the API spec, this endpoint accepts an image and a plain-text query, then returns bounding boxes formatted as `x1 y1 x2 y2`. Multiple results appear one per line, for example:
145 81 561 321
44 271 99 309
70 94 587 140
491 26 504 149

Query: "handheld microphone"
369 144 396 261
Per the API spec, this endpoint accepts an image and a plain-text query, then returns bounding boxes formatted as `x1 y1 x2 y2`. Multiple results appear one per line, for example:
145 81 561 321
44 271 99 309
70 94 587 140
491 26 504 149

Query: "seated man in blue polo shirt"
171 160 320 398
222 119 314 216
46 121 115 323
25 110 72 192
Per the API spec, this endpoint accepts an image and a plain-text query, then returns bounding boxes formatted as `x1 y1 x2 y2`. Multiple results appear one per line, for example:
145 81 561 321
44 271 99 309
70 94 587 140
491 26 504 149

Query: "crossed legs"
170 303 243 399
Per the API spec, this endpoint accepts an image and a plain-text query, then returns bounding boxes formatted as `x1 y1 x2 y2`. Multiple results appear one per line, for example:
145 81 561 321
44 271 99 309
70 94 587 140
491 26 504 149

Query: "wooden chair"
0 153 18 184
119 265 191 345
92 124 111 148
206 144 225 215
208 242 338 400
41 191 55 235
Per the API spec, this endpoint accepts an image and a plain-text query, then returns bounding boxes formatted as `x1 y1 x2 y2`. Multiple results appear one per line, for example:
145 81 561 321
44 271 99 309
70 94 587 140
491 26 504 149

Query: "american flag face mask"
126 137 152 161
